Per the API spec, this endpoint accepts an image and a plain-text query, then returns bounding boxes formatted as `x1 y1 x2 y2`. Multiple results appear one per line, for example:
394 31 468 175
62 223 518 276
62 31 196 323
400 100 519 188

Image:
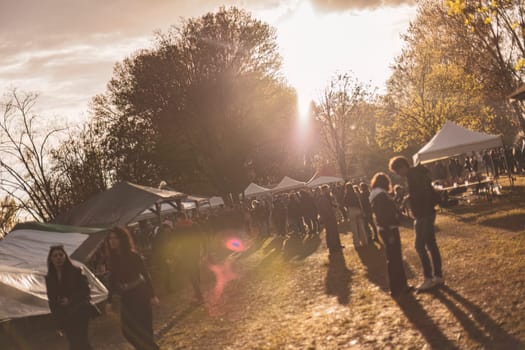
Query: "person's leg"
423 213 443 278
313 216 319 235
325 219 342 253
357 215 368 246
305 216 314 234
189 261 204 302
388 228 408 294
414 217 433 279
347 207 359 247
368 215 378 240
121 297 159 350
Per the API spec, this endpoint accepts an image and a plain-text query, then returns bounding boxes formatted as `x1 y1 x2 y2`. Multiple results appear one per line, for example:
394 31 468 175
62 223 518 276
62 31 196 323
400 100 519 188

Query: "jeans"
414 213 442 279
379 227 408 295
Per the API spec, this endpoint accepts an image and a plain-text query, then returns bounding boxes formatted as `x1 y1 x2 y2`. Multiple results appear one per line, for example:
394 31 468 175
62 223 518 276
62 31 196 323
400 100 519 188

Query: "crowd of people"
242 182 381 249
429 143 525 187
45 153 452 350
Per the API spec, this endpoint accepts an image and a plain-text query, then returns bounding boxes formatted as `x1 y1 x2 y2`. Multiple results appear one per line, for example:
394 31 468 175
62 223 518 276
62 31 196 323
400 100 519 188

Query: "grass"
3 176 525 349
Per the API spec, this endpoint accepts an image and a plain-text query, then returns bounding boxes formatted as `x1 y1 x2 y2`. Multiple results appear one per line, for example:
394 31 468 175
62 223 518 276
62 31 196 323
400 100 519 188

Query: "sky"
0 0 417 122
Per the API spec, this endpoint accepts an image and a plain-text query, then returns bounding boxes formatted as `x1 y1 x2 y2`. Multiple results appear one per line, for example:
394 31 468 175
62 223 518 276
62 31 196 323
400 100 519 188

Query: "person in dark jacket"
389 156 444 292
318 185 343 255
46 245 92 350
300 190 319 235
106 226 160 350
359 182 378 242
287 193 306 237
174 212 205 304
344 183 368 248
272 196 288 236
369 173 411 297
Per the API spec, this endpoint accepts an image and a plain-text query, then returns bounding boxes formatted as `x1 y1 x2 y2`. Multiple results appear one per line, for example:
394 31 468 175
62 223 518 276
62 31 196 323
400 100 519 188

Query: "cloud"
0 0 287 120
309 0 415 11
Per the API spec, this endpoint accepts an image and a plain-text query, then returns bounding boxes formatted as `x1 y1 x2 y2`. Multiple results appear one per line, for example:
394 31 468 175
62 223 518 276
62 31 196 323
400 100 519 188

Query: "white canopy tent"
244 182 271 198
413 121 503 165
0 225 108 321
307 176 344 188
271 176 306 193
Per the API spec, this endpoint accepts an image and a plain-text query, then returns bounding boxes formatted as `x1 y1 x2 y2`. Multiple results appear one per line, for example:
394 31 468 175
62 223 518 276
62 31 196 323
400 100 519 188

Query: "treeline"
1 2 524 230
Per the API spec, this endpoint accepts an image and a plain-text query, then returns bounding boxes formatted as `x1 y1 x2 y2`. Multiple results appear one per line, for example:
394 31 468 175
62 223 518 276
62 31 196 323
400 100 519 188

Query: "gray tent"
0 222 108 321
54 182 186 227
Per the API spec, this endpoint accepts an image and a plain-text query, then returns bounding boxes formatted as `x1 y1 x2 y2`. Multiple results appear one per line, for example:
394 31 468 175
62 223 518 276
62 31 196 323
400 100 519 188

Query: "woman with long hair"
105 226 160 350
45 245 92 350
369 173 411 297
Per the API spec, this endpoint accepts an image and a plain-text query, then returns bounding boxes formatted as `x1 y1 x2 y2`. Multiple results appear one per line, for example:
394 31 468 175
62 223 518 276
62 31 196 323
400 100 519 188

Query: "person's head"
359 182 369 193
321 184 330 195
389 156 411 177
393 184 404 195
344 182 352 191
107 226 135 254
47 245 74 274
370 172 391 192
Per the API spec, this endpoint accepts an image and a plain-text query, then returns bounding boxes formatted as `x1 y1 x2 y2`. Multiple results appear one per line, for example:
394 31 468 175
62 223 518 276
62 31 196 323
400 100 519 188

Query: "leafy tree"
377 2 500 153
444 0 525 133
312 73 375 178
91 7 299 196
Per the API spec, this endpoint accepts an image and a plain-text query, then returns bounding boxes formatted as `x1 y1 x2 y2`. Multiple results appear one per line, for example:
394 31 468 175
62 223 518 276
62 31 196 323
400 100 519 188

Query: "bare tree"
0 90 63 221
313 73 373 178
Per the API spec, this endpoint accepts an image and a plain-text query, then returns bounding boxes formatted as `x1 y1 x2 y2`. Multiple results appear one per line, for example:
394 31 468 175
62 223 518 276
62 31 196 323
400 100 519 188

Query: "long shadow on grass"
478 212 525 232
430 286 522 349
156 303 199 339
325 253 352 305
355 244 389 292
237 236 266 259
394 294 458 349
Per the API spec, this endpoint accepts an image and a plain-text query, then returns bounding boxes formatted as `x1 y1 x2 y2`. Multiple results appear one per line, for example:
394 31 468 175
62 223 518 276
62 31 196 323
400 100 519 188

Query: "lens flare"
225 238 245 252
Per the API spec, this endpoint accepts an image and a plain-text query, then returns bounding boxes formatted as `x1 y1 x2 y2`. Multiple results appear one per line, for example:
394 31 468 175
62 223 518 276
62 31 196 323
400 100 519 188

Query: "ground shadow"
282 235 304 261
430 286 522 349
355 243 389 292
325 253 352 305
156 303 199 339
237 236 266 259
478 212 525 232
262 236 285 254
296 234 322 260
394 293 458 349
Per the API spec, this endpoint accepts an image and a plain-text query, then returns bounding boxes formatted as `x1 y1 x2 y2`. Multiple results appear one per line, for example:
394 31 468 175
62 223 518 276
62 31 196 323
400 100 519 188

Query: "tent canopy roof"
307 176 344 188
10 222 108 262
0 224 108 321
53 182 186 228
413 121 502 164
244 182 270 197
271 176 305 193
